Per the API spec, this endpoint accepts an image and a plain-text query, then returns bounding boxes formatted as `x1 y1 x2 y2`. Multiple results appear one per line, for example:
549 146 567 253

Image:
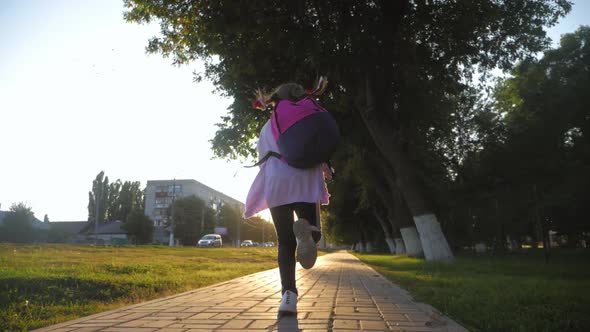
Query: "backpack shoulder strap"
270 100 285 139
244 151 282 168
273 108 282 134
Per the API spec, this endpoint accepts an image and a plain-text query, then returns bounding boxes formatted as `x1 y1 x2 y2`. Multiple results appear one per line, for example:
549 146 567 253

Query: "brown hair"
270 83 306 102
255 83 306 109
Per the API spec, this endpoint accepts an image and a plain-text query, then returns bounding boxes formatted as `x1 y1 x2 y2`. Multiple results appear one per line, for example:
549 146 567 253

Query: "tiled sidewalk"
35 251 468 332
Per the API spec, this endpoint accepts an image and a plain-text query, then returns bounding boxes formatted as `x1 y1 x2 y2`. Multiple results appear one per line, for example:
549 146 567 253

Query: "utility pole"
202 197 212 236
237 215 241 247
215 199 222 228
94 184 100 245
168 179 176 247
201 206 205 235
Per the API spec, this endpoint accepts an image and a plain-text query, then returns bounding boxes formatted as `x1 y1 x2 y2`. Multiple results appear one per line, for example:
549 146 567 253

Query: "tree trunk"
366 241 373 253
394 238 406 254
372 172 407 254
373 208 396 254
360 227 371 253
355 226 366 253
385 237 397 254
356 76 454 261
390 147 452 260
357 241 367 253
400 226 423 257
389 180 423 257
414 214 453 260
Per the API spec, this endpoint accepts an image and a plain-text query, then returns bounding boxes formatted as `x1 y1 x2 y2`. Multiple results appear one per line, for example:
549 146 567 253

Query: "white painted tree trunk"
400 226 423 257
366 242 373 253
372 209 396 255
358 241 367 253
385 237 396 254
414 214 454 261
394 238 406 255
318 235 327 250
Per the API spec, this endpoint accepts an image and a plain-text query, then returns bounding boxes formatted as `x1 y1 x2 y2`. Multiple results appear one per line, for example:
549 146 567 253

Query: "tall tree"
218 203 249 245
489 26 590 248
88 171 109 226
106 179 122 222
114 181 144 223
172 195 215 245
125 0 570 259
0 203 36 243
239 216 278 244
89 173 144 226
123 209 154 244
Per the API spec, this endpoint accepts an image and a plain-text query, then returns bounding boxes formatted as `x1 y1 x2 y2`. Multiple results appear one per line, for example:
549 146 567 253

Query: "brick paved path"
35 251 468 332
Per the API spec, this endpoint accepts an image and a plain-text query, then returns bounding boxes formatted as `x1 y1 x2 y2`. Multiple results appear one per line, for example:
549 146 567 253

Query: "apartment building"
144 179 244 244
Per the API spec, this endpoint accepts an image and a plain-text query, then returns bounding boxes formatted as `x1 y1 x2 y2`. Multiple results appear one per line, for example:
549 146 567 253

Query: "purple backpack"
252 97 340 169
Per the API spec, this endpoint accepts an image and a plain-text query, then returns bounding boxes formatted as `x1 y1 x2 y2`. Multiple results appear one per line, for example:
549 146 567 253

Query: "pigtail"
252 77 328 110
307 76 328 96
253 88 271 110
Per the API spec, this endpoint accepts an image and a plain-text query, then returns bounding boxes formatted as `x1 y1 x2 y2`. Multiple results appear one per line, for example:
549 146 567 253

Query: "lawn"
355 250 590 332
0 244 278 331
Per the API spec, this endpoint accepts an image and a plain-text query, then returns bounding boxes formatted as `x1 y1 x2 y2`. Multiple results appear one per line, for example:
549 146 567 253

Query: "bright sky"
0 1 588 221
0 0 260 221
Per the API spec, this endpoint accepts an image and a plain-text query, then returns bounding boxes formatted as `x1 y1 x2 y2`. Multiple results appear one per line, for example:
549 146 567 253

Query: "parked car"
240 240 253 247
263 242 275 247
198 234 222 247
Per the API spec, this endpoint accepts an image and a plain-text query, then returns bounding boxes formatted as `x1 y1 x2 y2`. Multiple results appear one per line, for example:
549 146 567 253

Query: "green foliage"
452 27 590 247
109 180 144 223
356 250 590 331
123 0 576 248
239 216 277 244
87 171 109 226
123 0 570 160
172 195 215 245
106 179 122 222
217 204 241 244
215 205 276 244
324 171 366 245
0 203 44 243
0 244 277 331
87 171 145 237
122 210 154 244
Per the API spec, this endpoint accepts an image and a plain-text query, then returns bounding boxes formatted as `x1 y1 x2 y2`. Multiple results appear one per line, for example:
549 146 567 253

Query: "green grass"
355 250 590 332
0 244 278 331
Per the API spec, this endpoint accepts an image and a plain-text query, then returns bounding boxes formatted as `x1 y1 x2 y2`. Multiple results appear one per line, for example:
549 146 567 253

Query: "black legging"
270 202 321 295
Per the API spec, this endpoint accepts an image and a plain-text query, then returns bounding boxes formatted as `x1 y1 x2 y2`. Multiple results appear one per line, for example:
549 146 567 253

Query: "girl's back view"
245 82 332 317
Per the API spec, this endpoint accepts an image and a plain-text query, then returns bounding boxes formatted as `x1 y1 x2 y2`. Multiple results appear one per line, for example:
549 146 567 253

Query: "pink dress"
244 120 330 218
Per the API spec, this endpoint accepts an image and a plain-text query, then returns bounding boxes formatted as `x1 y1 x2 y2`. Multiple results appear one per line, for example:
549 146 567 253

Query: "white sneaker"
278 290 297 315
293 219 319 269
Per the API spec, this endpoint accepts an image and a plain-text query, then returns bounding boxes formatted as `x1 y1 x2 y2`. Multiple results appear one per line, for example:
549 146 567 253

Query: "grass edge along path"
354 250 590 332
0 244 279 331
